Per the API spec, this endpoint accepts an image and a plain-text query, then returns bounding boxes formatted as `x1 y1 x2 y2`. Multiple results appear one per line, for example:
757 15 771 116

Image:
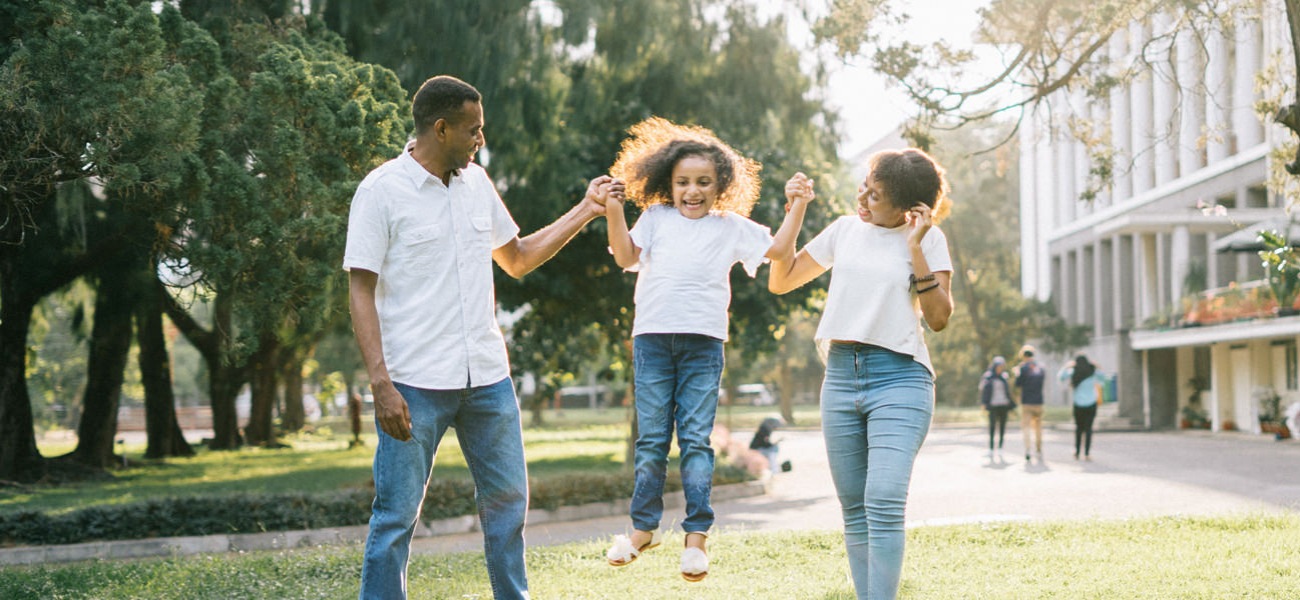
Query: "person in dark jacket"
980 356 1014 457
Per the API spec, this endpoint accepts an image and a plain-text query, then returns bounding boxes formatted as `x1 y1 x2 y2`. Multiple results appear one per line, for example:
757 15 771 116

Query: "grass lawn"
3 515 1296 598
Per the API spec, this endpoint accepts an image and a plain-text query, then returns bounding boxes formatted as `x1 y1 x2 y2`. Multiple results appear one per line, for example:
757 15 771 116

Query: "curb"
0 481 767 567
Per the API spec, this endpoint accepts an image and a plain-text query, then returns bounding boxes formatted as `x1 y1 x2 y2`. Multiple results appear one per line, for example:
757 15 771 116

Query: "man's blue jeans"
359 377 529 600
821 343 933 600
630 333 724 534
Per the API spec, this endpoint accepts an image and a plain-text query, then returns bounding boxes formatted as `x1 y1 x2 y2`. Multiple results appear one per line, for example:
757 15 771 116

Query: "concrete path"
411 425 1300 556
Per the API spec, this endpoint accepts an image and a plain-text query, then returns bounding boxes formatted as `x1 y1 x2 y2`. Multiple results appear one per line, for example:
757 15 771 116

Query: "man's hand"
580 175 616 220
372 382 412 441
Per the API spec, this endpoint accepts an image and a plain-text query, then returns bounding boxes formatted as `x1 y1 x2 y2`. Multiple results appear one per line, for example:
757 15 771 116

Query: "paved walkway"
411 425 1300 555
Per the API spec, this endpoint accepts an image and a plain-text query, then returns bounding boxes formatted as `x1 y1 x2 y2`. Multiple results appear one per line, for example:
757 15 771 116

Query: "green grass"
3 515 1296 599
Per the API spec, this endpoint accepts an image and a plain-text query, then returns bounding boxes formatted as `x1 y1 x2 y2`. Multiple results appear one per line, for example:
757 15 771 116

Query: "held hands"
581 175 621 220
784 172 815 212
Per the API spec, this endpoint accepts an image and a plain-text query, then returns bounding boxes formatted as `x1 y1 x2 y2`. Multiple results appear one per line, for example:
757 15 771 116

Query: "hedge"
0 467 751 547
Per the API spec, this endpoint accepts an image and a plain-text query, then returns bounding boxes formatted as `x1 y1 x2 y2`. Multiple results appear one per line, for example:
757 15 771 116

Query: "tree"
813 0 1299 193
0 0 201 482
161 5 408 448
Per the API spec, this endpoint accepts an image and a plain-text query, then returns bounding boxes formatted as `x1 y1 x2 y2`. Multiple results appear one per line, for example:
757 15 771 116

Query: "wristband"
916 282 941 294
909 273 936 289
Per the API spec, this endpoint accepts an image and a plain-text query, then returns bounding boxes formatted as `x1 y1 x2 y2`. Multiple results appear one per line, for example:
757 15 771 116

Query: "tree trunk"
138 278 193 459
0 278 44 483
1280 0 1300 174
164 289 244 449
66 277 133 469
245 332 280 446
778 363 796 425
280 350 305 433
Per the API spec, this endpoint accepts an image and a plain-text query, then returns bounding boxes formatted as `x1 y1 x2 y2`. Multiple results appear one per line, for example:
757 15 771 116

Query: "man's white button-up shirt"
343 145 520 389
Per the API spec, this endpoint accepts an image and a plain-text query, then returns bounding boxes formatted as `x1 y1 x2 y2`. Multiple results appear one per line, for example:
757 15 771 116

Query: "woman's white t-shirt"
804 215 953 376
627 205 773 340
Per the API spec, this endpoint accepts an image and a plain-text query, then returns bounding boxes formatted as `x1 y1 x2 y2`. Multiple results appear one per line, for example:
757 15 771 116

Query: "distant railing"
1178 279 1298 327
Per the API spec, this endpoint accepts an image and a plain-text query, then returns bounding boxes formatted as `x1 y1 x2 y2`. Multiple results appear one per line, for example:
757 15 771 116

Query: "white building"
1019 0 1300 433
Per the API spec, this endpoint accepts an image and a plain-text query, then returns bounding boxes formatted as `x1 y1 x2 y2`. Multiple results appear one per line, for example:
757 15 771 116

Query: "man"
344 75 614 600
1013 344 1046 462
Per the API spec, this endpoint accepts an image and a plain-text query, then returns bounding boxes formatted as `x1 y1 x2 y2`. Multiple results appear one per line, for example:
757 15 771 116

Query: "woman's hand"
905 203 933 247
784 172 815 212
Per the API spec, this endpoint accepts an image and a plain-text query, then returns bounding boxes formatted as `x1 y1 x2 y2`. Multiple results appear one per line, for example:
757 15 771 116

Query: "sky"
767 0 996 158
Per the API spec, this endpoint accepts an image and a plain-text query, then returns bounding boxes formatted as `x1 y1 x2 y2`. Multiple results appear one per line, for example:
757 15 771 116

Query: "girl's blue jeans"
821 342 933 600
359 377 529 600
629 333 724 534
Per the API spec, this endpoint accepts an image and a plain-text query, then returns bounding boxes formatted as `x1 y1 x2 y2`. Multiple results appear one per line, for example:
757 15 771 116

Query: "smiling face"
856 173 906 227
671 154 720 219
440 100 485 170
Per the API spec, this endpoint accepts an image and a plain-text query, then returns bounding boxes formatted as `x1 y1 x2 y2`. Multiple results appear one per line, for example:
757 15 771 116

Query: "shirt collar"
398 140 461 189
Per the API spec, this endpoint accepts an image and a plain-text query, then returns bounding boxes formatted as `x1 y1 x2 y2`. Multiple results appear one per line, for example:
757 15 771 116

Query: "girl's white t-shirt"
804 215 953 376
627 204 773 340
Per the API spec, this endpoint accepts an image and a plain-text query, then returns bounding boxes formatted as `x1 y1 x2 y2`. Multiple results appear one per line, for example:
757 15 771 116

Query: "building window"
1272 340 1298 391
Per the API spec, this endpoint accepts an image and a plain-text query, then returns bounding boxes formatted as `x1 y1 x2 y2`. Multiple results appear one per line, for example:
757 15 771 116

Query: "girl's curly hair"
866 148 952 223
609 117 762 217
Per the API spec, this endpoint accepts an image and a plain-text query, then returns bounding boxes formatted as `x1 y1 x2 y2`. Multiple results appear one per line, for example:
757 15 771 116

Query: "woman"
769 148 954 600
980 356 1015 457
1058 354 1105 460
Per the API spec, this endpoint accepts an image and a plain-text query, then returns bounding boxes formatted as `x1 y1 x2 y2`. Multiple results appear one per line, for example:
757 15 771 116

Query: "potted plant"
1258 230 1300 317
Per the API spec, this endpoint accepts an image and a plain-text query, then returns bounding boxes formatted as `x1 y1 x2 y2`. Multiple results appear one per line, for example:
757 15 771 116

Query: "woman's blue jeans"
821 343 933 600
630 333 724 534
359 377 530 600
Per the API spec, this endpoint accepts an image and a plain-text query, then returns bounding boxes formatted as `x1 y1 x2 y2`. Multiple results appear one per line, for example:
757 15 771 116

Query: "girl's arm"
768 173 828 294
605 182 640 269
766 172 814 263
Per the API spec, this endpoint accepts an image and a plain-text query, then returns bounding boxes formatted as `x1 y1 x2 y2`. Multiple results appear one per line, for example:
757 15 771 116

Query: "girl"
1059 354 1105 460
769 148 954 600
601 117 806 582
980 356 1014 458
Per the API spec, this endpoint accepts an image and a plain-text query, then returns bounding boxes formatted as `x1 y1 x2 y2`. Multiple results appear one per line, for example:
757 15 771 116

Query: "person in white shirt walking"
769 148 955 600
344 75 617 600
600 117 807 582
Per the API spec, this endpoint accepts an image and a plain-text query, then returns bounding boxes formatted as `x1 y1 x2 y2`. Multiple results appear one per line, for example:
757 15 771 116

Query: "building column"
1176 25 1207 176
1129 21 1155 195
1206 26 1232 162
1170 225 1191 305
1139 233 1159 322
1152 12 1178 185
1109 29 1133 202
1233 10 1264 150
1118 234 1136 329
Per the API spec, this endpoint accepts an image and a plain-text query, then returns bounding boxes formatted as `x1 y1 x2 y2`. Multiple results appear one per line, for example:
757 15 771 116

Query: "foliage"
1258 229 1300 310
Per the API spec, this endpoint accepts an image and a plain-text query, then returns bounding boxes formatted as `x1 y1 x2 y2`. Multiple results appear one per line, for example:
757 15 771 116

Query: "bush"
0 468 752 546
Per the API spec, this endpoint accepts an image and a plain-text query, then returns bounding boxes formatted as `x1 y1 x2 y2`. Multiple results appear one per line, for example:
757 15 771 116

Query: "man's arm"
349 268 411 441
493 176 614 279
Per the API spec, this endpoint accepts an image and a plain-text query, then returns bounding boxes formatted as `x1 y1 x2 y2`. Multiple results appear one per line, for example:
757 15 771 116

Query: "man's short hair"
412 75 481 135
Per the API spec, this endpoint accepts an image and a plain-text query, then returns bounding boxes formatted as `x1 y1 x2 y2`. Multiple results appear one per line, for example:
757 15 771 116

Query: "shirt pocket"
470 213 493 249
399 224 441 260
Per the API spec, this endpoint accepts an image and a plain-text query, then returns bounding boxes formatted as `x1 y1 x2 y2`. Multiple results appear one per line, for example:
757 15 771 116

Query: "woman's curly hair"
609 117 762 217
867 148 952 223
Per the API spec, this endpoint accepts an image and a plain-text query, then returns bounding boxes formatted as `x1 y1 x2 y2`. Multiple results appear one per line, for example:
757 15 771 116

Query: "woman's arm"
905 205 953 331
769 248 828 294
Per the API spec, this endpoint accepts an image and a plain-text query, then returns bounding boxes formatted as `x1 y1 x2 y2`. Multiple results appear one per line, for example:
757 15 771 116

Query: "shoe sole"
607 542 660 567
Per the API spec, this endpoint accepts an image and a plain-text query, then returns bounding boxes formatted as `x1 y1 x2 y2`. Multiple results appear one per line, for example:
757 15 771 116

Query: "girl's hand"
905 204 933 247
784 172 815 212
585 175 613 208
606 178 626 205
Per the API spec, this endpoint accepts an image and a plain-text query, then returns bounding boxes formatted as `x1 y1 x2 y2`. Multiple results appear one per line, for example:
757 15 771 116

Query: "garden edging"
0 481 766 567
